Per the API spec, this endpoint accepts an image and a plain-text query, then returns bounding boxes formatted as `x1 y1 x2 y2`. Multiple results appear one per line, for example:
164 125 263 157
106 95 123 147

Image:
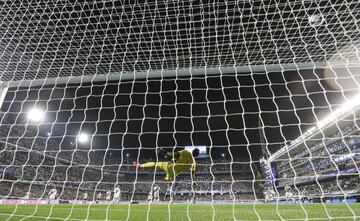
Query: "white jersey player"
164 185 171 201
96 192 102 203
21 191 31 204
23 191 31 200
284 185 294 202
106 191 111 201
83 192 88 203
113 185 121 203
48 188 57 203
264 189 275 203
153 186 160 203
147 190 153 202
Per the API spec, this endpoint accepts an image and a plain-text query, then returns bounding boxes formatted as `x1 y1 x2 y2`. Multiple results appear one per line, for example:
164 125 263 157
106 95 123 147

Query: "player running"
164 184 172 201
133 148 199 181
21 191 31 204
96 192 102 203
48 188 57 204
284 185 294 202
264 188 275 203
147 190 153 203
105 190 111 201
83 192 88 203
23 191 31 200
153 186 161 204
113 185 121 203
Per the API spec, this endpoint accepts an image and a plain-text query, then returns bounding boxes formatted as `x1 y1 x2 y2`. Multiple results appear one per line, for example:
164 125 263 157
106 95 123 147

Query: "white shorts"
49 194 56 200
113 194 120 200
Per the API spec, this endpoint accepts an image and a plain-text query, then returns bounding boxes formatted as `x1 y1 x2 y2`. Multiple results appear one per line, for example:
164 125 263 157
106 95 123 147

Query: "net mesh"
0 0 360 220
0 0 358 81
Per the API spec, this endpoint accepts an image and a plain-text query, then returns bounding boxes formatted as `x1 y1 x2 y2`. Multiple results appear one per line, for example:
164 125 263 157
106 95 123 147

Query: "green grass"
0 203 360 221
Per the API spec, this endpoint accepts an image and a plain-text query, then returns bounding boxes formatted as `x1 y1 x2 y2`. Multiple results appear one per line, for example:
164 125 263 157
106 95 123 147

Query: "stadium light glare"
27 108 45 123
317 92 360 129
77 133 89 143
272 91 360 161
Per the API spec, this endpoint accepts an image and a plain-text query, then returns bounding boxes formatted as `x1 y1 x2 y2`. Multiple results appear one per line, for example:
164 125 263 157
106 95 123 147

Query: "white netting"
0 0 360 221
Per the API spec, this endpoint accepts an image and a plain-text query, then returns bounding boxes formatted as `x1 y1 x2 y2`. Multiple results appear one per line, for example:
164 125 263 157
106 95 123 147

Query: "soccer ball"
308 14 323 27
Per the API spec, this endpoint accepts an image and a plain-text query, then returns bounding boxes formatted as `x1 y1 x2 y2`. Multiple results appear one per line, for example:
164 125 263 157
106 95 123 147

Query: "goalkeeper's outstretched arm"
133 161 171 169
133 161 152 168
133 148 199 181
132 148 178 168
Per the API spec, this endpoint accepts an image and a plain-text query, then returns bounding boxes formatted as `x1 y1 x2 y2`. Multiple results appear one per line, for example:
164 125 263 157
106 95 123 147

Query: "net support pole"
0 81 8 111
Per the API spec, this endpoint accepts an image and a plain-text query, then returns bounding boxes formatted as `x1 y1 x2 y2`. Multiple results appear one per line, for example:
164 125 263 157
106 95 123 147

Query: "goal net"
0 0 359 220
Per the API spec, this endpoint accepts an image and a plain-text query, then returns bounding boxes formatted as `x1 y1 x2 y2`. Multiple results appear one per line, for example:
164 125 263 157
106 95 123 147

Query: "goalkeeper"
133 148 199 181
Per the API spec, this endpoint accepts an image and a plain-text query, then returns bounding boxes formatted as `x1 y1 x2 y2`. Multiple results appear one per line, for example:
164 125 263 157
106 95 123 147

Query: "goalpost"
0 0 360 220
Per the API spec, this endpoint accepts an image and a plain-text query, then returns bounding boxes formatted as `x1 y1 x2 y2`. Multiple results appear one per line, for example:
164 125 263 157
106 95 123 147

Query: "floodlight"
77 133 89 143
27 108 45 123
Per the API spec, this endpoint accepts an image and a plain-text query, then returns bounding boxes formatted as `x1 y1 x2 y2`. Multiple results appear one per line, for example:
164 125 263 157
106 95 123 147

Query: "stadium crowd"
2 113 359 203
274 175 360 198
0 121 261 202
275 122 360 186
260 120 360 202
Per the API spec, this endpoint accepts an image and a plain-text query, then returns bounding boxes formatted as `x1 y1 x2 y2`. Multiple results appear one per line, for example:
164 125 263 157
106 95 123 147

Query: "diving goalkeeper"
133 148 199 181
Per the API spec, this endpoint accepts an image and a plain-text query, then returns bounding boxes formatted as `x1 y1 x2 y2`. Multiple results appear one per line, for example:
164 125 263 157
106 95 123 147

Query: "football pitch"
0 203 360 221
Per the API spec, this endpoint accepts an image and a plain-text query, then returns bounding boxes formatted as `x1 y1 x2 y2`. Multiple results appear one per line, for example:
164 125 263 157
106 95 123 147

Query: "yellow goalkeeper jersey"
142 149 196 180
165 150 195 180
173 150 196 171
